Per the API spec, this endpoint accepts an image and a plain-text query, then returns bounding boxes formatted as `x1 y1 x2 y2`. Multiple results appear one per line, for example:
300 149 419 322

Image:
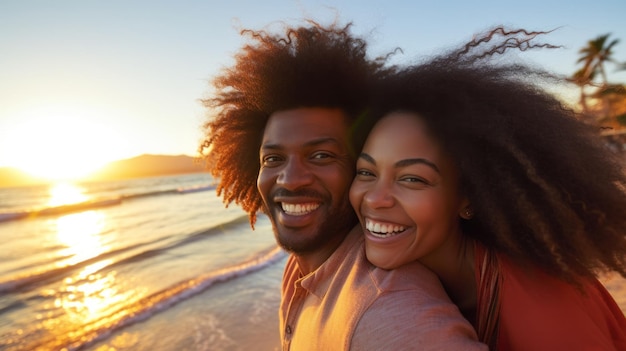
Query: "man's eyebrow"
260 143 280 150
359 152 440 173
304 137 342 148
261 137 342 150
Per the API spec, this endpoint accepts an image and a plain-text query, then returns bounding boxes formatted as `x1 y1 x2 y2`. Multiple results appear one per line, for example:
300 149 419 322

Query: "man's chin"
270 203 357 254
274 227 320 254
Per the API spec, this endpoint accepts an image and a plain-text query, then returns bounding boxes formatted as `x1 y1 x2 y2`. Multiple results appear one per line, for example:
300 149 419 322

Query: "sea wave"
0 213 247 294
0 246 286 350
0 185 215 223
5 246 286 351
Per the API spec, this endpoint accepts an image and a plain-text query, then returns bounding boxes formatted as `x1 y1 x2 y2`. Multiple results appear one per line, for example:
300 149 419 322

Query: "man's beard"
271 197 357 255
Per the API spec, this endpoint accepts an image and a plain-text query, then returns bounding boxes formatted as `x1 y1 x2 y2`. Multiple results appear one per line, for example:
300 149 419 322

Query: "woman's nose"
363 180 394 209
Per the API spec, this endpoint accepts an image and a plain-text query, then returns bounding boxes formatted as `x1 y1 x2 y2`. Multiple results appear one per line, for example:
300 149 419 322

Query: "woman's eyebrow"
359 152 440 173
396 158 440 173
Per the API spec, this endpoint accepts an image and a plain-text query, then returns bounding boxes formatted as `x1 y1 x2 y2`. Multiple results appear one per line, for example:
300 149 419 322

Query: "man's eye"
262 155 281 165
312 152 332 160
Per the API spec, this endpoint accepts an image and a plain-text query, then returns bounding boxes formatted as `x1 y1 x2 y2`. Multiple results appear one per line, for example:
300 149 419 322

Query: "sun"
2 107 124 181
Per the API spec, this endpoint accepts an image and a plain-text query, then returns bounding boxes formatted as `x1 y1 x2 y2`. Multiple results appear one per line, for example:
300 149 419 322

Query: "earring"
462 208 474 219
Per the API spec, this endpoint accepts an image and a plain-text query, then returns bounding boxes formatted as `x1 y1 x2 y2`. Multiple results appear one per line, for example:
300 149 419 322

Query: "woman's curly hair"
373 27 626 284
199 20 391 226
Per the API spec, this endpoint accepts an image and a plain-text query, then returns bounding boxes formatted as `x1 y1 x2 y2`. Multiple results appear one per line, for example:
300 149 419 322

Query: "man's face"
257 107 357 256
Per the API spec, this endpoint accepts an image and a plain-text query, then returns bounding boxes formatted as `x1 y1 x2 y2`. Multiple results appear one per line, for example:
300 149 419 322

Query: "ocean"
0 173 285 351
0 173 624 351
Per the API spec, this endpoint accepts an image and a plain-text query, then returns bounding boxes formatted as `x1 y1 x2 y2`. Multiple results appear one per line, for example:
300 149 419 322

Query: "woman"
349 28 626 350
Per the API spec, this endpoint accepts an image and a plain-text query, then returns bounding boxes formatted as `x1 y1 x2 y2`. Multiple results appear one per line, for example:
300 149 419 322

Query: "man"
199 20 486 350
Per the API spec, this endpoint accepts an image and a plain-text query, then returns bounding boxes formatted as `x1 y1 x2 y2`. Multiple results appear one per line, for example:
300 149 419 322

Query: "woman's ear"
459 198 474 220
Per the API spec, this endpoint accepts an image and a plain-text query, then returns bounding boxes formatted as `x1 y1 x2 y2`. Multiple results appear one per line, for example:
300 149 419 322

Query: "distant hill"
84 154 207 182
0 154 208 188
0 167 47 188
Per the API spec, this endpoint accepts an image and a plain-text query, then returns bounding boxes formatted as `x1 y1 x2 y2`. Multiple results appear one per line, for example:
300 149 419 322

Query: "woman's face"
349 111 468 270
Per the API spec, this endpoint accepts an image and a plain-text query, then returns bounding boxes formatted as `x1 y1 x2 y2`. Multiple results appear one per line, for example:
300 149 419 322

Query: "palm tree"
574 34 621 118
577 33 620 85
571 67 593 114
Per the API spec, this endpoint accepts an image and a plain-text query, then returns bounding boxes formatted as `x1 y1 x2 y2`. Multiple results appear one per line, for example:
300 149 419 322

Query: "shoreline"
81 260 626 350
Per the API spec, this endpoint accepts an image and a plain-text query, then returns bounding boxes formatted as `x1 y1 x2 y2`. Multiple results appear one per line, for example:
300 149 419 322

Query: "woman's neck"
422 236 477 322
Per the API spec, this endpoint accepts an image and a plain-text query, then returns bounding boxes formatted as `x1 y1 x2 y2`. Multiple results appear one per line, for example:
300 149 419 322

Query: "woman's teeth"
366 219 406 237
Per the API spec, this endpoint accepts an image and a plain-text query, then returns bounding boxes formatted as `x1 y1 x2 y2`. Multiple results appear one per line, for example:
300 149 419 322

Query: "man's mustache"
272 188 324 200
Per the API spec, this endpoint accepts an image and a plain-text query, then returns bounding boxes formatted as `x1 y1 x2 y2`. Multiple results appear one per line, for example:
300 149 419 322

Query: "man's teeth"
366 219 406 237
281 203 320 216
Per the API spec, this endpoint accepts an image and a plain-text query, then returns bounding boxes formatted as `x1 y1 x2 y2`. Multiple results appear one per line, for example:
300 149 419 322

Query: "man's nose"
276 157 314 189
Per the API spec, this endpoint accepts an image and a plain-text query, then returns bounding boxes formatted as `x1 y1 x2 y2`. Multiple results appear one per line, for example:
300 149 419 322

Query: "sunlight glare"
2 106 123 181
56 270 126 323
48 182 88 207
55 211 107 264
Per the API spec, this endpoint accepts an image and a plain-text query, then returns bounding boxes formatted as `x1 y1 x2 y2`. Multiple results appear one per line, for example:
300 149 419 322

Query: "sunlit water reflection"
47 182 88 207
55 211 107 264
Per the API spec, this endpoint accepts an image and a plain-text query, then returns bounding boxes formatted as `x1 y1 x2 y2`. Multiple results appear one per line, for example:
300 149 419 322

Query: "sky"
1 0 625 179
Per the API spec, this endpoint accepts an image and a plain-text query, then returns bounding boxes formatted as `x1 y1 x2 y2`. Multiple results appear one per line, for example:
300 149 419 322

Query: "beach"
0 173 624 351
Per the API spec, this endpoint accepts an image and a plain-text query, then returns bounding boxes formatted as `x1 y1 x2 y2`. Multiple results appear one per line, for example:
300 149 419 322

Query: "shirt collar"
298 225 363 299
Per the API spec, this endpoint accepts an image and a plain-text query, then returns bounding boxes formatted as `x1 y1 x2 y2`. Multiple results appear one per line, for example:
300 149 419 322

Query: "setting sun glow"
2 106 122 181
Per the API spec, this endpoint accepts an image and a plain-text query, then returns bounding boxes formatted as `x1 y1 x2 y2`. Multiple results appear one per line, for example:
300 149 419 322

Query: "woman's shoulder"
496 253 626 350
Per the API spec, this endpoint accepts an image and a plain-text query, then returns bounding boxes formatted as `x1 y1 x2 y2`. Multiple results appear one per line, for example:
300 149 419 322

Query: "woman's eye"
401 176 427 184
356 169 374 177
